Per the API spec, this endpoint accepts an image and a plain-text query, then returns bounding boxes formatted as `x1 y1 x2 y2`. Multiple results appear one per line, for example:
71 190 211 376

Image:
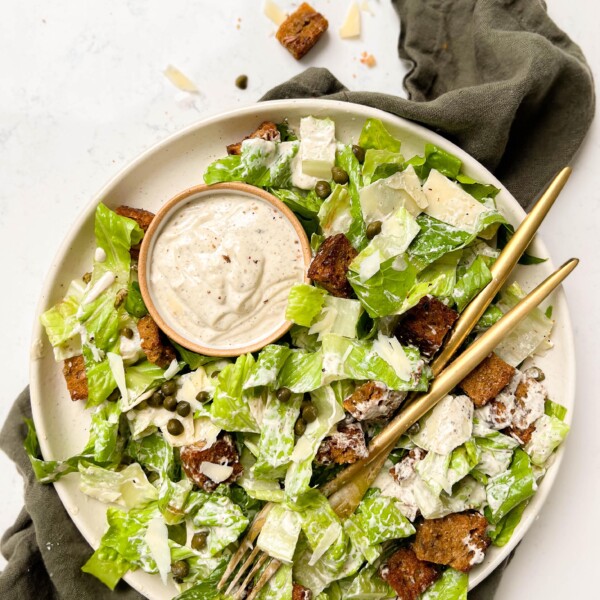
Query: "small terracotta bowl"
138 182 312 357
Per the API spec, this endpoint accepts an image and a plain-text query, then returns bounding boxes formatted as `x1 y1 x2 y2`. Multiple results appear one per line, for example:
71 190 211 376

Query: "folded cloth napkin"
0 1 594 599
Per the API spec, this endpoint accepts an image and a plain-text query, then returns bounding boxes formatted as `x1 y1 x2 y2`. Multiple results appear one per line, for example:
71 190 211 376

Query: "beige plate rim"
29 98 576 597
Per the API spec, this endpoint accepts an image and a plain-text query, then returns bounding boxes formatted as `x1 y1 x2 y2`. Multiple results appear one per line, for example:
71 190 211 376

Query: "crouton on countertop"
137 314 177 368
180 434 243 493
413 511 491 573
307 233 357 298
63 355 88 401
226 121 280 155
276 3 329 60
315 418 368 465
292 583 313 600
343 381 406 422
379 547 440 600
459 353 516 407
114 205 155 232
395 296 458 357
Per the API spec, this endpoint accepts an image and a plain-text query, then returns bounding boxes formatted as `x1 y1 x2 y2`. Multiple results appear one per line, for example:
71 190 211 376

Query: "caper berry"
171 559 189 580
315 180 332 199
352 144 366 164
167 419 184 436
176 401 191 417
196 391 211 403
114 288 128 308
294 417 307 437
106 388 120 403
161 380 177 396
137 400 148 410
301 403 318 423
163 395 177 411
276 387 292 402
122 327 134 339
235 74 248 90
82 272 92 284
148 390 164 408
191 531 209 551
524 366 545 382
331 166 349 185
366 220 382 239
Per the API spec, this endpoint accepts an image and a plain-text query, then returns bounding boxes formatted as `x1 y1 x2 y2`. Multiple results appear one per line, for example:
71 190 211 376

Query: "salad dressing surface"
149 192 305 350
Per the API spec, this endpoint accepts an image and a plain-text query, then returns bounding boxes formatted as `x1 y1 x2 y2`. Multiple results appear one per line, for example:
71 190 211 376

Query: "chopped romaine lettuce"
362 148 405 185
358 118 401 152
488 499 529 547
524 415 569 466
421 567 468 599
286 283 327 327
309 296 364 340
257 504 302 563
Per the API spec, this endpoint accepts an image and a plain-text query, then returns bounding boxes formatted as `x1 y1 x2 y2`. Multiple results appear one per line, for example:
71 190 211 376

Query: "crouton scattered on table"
395 296 458 357
379 546 440 600
180 434 243 492
226 121 280 155
307 233 357 298
276 3 329 60
315 419 368 465
62 355 88 401
459 353 516 407
137 314 177 368
413 511 491 573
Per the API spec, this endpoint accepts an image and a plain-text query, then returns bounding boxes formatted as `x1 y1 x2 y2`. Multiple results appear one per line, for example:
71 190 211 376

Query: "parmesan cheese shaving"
340 2 361 38
263 0 287 26
163 65 199 93
199 462 234 483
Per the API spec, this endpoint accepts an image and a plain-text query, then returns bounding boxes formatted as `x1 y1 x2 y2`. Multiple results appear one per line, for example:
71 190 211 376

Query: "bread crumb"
360 51 376 67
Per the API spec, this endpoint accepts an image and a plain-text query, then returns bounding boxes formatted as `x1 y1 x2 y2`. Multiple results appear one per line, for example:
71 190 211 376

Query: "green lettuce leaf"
81 545 132 590
421 568 468 599
286 284 327 327
124 280 148 318
245 344 292 389
524 414 569 466
278 349 325 393
257 504 302 563
358 118 401 152
126 432 176 480
308 296 364 340
255 563 293 600
342 564 396 599
545 399 568 421
488 500 529 547
336 145 367 249
362 149 405 186
453 254 493 312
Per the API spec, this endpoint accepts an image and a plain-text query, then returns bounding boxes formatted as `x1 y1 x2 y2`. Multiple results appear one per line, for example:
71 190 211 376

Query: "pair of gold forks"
219 167 576 599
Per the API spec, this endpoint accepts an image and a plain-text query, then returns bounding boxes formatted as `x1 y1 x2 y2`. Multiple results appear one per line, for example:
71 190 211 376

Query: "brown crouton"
413 511 491 573
114 205 155 232
226 121 280 155
343 381 405 422
292 583 313 600
307 233 357 298
395 296 458 357
180 434 243 492
505 376 546 444
276 3 329 60
459 353 516 407
137 315 177 368
390 447 427 484
315 419 368 466
380 547 440 600
62 355 88 401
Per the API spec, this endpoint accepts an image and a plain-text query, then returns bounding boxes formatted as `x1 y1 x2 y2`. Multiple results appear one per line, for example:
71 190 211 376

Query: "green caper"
366 220 382 239
352 144 366 164
191 531 209 551
82 272 92 284
315 180 332 200
122 327 134 339
524 366 545 382
106 388 120 403
147 471 160 484
331 166 349 185
161 380 177 396
163 395 177 411
276 387 292 402
235 74 248 90
167 419 184 436
137 400 148 410
302 403 318 423
114 288 128 308
171 559 189 580
148 390 164 408
196 390 211 403
294 417 307 437
176 401 191 417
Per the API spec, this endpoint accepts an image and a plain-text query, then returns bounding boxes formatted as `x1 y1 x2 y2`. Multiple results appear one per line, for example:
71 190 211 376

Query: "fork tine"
232 552 270 600
218 503 272 590
246 558 282 600
226 545 262 597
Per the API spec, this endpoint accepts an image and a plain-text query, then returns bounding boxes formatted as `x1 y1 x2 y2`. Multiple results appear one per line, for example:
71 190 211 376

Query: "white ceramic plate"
30 99 575 599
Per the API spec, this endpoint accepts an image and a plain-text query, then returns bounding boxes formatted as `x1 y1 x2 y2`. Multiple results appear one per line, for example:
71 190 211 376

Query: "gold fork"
218 168 574 598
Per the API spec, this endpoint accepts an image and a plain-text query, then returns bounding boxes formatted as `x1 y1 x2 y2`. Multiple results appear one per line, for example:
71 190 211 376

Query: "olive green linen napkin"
0 0 594 599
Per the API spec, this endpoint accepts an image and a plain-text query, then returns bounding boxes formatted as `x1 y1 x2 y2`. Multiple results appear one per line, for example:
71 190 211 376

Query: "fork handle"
321 258 578 500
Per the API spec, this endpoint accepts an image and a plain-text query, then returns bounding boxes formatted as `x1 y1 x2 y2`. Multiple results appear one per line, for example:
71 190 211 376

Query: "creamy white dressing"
149 192 305 350
94 247 107 262
82 271 115 305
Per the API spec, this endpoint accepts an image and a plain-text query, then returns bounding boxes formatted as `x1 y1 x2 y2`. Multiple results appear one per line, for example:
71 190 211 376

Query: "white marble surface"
1 0 598 596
